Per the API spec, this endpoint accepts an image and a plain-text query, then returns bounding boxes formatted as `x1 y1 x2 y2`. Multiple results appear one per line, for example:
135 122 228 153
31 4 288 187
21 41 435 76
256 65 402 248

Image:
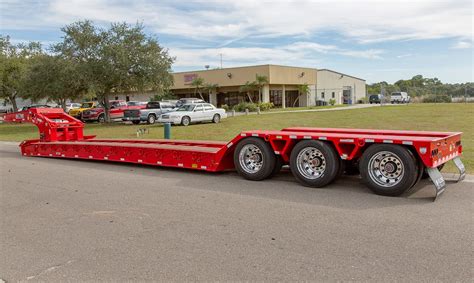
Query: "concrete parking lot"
1 141 472 281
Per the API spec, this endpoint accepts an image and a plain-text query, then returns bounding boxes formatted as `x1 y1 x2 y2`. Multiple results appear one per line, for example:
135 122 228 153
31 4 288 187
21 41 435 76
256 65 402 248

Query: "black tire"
132 120 140 125
98 114 105 123
181 116 190 126
233 137 276 181
269 156 284 177
359 144 418 197
147 114 156 124
212 114 220 123
421 164 444 179
289 140 340 188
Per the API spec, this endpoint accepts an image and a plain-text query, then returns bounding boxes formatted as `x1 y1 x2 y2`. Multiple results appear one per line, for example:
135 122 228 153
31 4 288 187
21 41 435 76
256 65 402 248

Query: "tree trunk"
246 92 254 104
59 98 67 111
103 94 111 123
293 93 301 107
9 94 18 112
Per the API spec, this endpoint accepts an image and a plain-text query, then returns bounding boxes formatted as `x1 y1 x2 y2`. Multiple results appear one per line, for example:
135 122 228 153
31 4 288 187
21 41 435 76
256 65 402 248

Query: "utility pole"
219 53 223 69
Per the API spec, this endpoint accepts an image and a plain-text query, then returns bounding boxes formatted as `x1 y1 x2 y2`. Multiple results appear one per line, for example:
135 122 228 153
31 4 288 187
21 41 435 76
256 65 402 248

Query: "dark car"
369 94 382 104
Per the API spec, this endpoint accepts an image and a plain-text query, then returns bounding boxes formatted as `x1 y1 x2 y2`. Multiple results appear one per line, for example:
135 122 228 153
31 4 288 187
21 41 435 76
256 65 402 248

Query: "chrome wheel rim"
239 144 264 174
149 116 155 123
296 147 326 179
368 151 404 187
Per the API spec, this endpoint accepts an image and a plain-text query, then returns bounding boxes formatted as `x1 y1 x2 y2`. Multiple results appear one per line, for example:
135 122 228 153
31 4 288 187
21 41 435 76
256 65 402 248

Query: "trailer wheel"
270 156 284 177
290 140 340 187
359 144 418 196
234 137 276 181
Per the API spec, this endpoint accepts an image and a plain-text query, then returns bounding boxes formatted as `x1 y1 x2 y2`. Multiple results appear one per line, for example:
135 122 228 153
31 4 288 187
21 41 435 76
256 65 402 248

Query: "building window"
321 92 325 99
270 90 282 107
332 92 335 98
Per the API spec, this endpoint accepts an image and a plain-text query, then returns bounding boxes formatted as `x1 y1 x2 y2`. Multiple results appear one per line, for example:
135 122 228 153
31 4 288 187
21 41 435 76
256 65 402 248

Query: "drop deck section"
5 108 466 200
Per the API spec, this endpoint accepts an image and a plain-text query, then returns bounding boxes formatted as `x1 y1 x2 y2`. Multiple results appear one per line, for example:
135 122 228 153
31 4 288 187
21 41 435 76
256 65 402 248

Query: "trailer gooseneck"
5 108 466 201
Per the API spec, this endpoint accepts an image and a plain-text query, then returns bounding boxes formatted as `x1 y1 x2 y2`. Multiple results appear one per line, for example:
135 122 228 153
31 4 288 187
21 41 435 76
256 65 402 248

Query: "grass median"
1 103 472 173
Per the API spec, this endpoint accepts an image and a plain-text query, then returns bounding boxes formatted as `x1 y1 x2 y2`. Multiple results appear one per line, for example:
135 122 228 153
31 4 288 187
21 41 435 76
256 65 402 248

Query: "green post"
164 122 171 139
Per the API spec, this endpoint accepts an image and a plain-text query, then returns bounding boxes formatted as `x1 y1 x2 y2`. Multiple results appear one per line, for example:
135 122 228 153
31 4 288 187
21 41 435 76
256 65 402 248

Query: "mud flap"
426 167 446 201
453 157 466 182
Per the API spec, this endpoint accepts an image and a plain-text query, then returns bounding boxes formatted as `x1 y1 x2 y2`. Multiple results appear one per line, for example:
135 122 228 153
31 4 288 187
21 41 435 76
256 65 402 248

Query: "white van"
390 92 410 104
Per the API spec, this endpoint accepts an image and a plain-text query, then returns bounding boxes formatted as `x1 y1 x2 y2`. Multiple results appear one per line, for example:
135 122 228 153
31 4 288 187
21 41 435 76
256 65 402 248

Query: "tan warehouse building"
116 64 366 108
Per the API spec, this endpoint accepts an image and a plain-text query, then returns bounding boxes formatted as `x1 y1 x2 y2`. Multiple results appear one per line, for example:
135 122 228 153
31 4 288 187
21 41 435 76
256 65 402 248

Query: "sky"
0 0 473 84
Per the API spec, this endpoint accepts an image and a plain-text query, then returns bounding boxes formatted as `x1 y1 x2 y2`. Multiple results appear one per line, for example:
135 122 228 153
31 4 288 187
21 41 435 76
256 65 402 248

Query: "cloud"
396 54 413 59
1 0 472 44
451 41 472 49
169 41 383 70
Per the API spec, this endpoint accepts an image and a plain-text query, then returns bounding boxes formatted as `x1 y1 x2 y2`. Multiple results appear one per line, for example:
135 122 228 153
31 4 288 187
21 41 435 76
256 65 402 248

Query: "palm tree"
239 81 257 103
191 77 205 100
255 74 269 103
203 83 219 102
294 84 310 107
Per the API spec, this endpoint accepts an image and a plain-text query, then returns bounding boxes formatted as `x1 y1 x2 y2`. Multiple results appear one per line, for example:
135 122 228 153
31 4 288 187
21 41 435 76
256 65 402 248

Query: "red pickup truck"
82 100 145 122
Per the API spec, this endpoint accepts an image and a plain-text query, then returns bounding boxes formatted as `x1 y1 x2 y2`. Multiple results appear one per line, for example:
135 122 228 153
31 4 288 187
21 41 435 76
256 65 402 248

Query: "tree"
239 81 257 103
23 55 87 110
254 74 268 103
203 82 219 102
149 89 176 102
295 84 310 107
190 77 205 100
54 21 174 122
0 35 42 111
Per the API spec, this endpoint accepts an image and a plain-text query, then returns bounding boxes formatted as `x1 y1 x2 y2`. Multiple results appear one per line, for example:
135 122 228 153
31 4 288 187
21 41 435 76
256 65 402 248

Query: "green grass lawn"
266 104 347 112
1 103 473 173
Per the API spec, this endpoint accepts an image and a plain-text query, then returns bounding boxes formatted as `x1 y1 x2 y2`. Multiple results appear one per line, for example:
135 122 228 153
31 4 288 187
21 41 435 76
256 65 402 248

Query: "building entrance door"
342 87 352 104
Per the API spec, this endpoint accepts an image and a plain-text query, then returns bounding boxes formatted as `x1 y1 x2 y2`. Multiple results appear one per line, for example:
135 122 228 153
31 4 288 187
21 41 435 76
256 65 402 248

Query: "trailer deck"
5 108 466 200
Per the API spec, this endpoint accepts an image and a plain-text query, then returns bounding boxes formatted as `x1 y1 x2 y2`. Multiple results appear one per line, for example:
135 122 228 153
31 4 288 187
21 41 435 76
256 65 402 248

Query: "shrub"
422 94 452 103
256 102 274 111
359 97 368 104
329 99 336 106
221 104 230 111
234 102 258 112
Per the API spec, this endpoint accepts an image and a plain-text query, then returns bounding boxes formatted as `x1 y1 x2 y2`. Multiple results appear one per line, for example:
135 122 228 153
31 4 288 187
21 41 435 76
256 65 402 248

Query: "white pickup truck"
390 92 410 104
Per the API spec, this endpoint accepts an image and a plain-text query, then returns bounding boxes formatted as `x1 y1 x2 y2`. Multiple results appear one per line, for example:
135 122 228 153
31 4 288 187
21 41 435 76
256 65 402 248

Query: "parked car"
175 98 206 107
390 92 410 104
126 101 147 108
123 101 175 124
369 94 382 104
68 101 99 119
65 103 82 113
158 103 227 126
82 100 128 122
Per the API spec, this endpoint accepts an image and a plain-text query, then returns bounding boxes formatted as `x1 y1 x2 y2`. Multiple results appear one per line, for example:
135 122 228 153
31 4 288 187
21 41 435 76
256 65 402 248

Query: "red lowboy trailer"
5 108 466 201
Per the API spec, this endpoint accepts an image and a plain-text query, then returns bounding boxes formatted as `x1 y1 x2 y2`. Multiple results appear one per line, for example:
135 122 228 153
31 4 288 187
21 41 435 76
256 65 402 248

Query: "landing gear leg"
426 167 446 201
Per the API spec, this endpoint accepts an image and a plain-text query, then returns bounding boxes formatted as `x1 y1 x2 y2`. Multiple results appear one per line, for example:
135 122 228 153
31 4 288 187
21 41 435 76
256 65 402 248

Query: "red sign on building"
184 74 198 84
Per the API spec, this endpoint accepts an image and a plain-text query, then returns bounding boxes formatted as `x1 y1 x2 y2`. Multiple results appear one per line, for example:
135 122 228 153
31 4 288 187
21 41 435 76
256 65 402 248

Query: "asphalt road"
1 141 472 281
